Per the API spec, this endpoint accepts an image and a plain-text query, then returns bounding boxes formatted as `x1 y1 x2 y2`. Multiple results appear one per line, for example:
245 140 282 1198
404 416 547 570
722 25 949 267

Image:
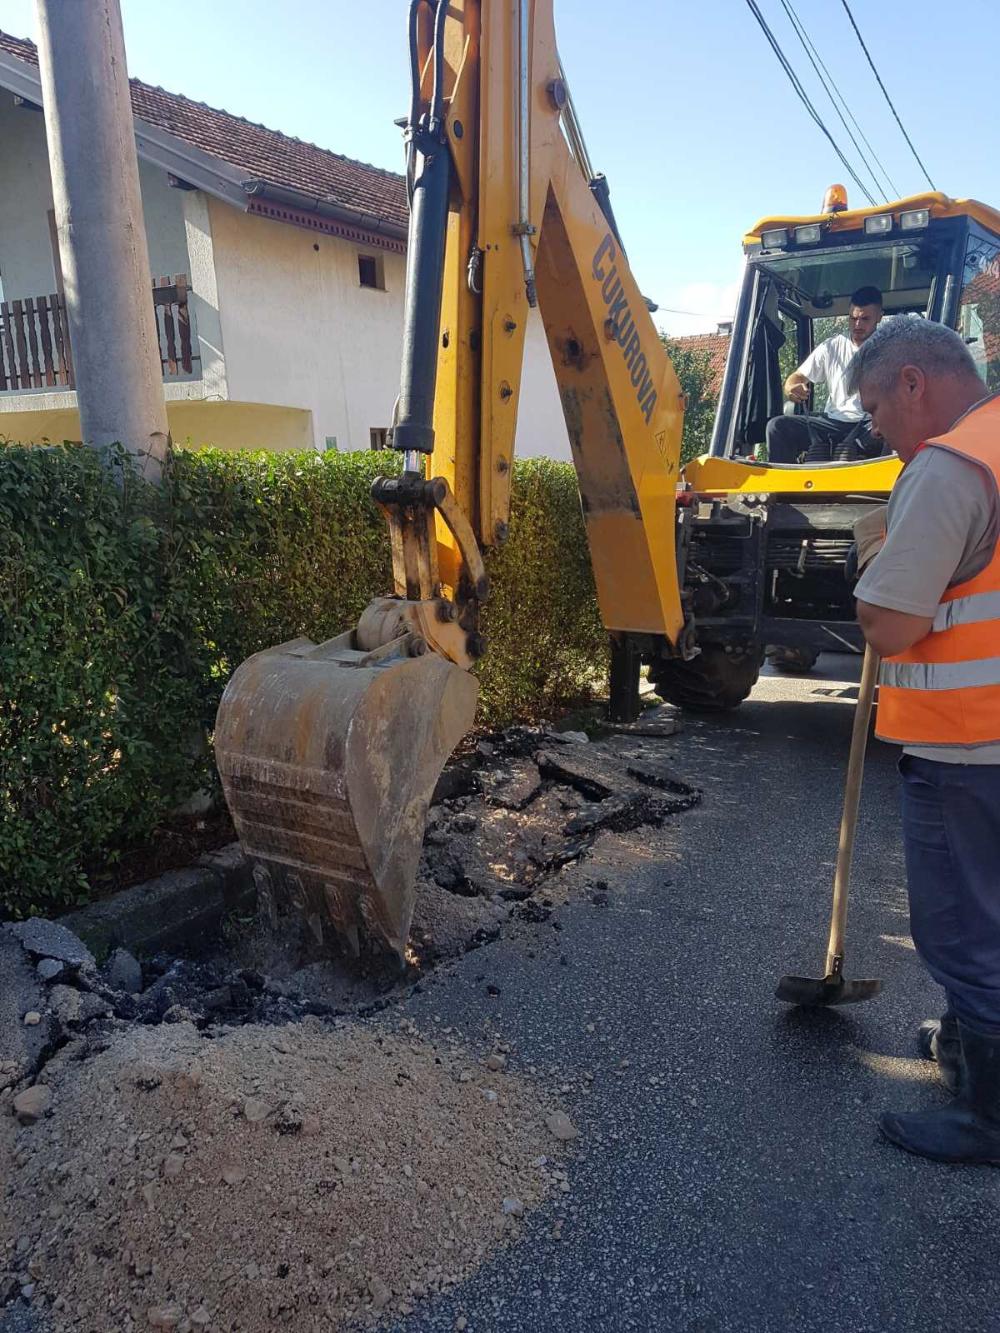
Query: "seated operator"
766 286 884 463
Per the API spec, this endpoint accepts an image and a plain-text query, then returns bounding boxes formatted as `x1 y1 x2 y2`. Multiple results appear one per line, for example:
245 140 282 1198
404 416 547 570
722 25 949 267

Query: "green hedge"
0 443 606 917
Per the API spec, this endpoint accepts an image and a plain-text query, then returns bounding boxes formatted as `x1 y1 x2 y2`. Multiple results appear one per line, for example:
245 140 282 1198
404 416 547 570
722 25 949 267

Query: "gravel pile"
1 1019 570 1331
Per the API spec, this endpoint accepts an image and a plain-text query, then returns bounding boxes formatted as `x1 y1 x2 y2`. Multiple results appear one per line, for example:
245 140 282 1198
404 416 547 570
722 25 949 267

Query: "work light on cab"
900 208 930 230
864 214 893 235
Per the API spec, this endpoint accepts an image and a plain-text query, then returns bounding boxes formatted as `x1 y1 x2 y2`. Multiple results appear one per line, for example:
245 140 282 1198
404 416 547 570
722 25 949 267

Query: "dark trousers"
900 754 1000 1032
765 412 869 463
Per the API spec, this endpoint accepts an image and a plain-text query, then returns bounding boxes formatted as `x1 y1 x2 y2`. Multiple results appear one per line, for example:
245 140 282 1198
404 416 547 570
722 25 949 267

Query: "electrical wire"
659 307 716 318
782 0 901 199
839 0 937 191
743 0 877 206
779 0 895 203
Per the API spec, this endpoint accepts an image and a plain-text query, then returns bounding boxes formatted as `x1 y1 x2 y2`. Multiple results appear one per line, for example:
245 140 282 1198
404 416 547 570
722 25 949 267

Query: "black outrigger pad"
776 974 882 1007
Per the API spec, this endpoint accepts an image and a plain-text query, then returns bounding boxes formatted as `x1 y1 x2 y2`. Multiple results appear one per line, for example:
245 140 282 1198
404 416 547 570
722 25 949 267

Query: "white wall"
208 198 405 451
208 196 570 458
0 90 191 300
0 92 57 300
516 307 571 460
137 159 191 282
181 190 227 400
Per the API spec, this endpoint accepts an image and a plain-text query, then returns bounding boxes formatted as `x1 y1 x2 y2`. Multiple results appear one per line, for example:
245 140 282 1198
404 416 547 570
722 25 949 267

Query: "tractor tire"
648 644 762 713
766 645 820 675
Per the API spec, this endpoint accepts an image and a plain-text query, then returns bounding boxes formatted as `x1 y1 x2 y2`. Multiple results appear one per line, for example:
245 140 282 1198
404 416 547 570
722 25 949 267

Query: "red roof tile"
670 332 730 395
0 30 408 231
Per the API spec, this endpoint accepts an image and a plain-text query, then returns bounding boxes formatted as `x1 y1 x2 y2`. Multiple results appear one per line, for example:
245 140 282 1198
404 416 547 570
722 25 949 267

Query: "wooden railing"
0 274 197 393
152 275 196 380
0 293 73 392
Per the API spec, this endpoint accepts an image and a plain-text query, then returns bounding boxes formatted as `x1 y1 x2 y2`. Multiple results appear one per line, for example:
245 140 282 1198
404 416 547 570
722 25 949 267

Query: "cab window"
958 230 1000 390
730 236 942 455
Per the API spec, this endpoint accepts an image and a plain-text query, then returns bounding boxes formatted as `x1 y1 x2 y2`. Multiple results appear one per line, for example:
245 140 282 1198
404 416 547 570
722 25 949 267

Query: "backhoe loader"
215 0 1000 959
659 187 1000 708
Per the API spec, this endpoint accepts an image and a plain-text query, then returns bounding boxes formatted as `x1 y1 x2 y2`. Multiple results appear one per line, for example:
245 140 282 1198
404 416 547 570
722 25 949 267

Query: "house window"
370 428 389 450
358 254 385 290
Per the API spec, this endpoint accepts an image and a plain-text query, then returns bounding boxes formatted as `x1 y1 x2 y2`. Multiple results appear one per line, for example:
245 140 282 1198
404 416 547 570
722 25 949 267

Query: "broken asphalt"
393 653 1000 1333
5 652 999 1332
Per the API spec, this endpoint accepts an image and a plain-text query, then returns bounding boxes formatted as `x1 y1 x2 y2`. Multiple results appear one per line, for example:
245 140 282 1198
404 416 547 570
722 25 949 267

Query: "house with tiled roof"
0 30 567 454
668 328 731 397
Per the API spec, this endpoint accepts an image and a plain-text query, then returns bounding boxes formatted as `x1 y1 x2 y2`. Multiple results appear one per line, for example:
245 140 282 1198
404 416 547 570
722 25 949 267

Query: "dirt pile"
1 714 695 1330
1 1019 569 1331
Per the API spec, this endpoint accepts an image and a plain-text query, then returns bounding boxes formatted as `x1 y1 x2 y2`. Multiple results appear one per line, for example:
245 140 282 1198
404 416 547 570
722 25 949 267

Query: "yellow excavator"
214 0 1000 959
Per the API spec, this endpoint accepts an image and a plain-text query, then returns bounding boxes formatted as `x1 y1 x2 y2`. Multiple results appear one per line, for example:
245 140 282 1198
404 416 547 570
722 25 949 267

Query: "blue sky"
4 0 998 335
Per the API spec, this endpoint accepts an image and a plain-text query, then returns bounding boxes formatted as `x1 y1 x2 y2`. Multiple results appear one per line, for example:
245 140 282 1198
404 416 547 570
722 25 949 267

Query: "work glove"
845 505 887 584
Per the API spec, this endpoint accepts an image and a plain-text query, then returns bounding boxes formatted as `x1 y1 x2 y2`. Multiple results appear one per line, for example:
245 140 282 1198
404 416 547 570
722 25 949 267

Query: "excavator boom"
215 0 688 958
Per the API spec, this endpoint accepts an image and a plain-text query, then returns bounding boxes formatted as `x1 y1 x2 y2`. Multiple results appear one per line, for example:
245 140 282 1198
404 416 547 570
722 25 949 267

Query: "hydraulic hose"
393 0 452 462
429 0 449 131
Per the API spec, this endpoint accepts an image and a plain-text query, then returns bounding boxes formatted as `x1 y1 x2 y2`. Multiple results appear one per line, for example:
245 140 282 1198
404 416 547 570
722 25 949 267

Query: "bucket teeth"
215 637 478 959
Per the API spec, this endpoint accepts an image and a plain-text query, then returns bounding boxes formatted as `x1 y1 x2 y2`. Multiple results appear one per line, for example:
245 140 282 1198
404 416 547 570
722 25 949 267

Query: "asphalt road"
394 653 1000 1333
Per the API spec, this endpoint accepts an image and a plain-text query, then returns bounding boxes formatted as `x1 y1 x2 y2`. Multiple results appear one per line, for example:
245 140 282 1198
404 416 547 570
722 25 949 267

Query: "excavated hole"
23 717 701 1058
0 710 698 1333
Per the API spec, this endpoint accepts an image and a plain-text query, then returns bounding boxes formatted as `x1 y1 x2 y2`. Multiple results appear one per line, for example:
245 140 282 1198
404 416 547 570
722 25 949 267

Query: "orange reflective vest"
876 394 1000 747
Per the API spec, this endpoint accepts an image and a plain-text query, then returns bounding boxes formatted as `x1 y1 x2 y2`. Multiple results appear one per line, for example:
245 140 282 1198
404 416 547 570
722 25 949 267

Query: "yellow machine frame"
409 0 686 641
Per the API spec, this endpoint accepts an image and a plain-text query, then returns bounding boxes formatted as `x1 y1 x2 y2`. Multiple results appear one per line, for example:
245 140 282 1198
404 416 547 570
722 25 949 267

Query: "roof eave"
0 45 40 104
242 180 408 243
131 122 248 210
0 47 409 239
0 47 249 209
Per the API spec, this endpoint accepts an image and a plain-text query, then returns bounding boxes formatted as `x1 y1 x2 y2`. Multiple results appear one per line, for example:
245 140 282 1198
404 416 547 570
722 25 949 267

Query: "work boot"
880 1023 1000 1165
803 438 833 465
917 1015 964 1095
833 437 860 463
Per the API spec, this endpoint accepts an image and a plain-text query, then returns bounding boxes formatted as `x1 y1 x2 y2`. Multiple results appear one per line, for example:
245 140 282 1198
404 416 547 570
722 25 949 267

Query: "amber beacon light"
823 184 849 213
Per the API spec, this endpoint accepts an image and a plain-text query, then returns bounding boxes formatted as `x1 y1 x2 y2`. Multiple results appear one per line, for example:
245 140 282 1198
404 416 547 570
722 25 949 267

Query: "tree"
661 336 719 464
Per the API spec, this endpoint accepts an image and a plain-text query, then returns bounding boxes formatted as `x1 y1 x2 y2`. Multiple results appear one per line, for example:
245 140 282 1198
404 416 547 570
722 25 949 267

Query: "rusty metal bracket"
426 475 490 603
372 472 490 604
370 472 490 671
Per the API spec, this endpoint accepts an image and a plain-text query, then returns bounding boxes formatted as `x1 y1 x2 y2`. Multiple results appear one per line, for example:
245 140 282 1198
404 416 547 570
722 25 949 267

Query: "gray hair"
846 316 980 395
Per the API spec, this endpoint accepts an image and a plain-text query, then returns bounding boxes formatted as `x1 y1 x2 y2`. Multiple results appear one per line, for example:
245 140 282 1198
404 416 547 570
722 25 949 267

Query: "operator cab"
709 191 1000 462
655 191 1000 713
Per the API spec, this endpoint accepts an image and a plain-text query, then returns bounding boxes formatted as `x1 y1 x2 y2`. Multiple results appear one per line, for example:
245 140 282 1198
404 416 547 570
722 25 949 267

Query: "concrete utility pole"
35 0 170 482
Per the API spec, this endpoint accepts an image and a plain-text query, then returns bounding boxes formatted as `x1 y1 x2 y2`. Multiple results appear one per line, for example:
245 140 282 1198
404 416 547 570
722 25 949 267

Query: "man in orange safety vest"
849 317 1000 1165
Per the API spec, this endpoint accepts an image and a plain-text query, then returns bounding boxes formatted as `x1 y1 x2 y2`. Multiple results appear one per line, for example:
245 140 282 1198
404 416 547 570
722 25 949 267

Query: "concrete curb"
58 843 255 961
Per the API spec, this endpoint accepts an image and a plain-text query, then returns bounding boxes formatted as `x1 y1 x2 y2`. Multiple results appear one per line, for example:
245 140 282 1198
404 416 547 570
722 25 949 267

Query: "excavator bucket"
215 632 478 961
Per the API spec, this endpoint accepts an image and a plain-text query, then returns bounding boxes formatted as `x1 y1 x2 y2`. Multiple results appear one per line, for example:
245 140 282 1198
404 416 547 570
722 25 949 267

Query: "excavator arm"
402 0 686 640
215 0 689 960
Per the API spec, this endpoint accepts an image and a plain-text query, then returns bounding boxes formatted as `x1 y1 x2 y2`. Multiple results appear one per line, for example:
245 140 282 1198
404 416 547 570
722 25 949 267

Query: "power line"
839 0 937 191
783 0 901 199
743 0 877 207
780 0 901 202
778 0 885 202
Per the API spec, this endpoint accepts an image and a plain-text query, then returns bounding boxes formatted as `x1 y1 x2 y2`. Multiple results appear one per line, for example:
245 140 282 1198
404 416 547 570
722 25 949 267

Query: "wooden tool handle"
825 644 881 971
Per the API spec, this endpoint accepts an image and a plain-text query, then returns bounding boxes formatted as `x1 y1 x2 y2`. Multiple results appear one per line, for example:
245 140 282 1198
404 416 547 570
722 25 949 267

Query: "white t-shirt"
798 333 864 421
